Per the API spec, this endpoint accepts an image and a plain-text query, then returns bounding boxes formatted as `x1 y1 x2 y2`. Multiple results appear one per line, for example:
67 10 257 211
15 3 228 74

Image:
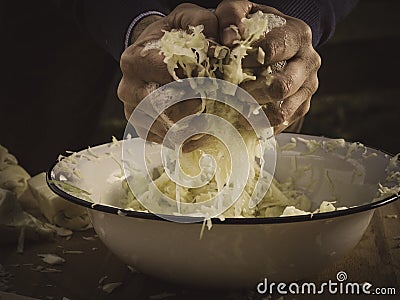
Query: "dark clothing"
74 0 358 60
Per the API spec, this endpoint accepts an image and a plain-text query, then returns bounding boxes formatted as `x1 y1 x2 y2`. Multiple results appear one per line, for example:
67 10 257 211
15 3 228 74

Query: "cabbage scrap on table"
0 144 90 248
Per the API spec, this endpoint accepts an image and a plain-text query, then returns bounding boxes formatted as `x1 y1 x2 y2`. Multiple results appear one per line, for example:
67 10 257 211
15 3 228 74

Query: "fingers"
165 99 203 123
259 73 317 128
240 47 320 104
119 0 319 148
268 56 310 100
242 23 306 68
273 76 317 133
215 0 321 134
274 99 311 134
215 0 306 60
118 80 149 110
119 77 168 143
248 27 301 66
216 0 312 65
130 112 172 143
262 102 285 127
118 3 220 146
280 76 317 119
215 0 252 46
124 50 173 84
122 92 204 144
166 3 219 40
252 15 312 64
120 3 220 98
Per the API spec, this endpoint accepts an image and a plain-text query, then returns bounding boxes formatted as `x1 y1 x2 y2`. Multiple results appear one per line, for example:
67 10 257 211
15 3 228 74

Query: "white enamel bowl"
47 133 399 288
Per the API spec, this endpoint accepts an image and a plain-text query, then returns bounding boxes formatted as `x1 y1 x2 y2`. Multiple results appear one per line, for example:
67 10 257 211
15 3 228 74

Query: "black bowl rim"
46 134 400 225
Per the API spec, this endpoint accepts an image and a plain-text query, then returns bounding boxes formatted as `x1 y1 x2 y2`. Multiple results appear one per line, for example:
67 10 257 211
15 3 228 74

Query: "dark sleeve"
74 0 167 60
68 0 357 60
258 0 359 47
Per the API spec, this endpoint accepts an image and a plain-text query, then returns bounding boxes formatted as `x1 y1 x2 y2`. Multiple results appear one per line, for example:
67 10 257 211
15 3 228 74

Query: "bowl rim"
46 134 400 225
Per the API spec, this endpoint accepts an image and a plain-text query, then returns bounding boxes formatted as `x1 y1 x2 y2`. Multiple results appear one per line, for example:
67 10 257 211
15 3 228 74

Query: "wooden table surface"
1 200 399 300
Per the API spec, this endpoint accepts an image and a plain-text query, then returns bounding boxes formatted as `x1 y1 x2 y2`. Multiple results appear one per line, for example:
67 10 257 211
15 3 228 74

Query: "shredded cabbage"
159 25 213 81
123 12 365 218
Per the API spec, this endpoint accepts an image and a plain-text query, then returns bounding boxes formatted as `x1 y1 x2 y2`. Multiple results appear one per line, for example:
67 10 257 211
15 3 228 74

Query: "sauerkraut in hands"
119 17 329 218
118 5 323 218
118 3 218 145
118 2 321 143
215 0 321 132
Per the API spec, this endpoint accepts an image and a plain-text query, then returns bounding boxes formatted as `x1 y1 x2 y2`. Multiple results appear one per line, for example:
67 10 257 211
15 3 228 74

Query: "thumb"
215 0 253 46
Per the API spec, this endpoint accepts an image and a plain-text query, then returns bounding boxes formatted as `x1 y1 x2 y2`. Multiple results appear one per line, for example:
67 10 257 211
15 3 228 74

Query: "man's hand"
117 3 218 143
215 0 321 133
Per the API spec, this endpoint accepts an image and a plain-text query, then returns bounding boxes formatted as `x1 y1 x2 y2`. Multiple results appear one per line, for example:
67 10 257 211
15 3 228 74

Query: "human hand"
117 4 218 145
215 0 321 133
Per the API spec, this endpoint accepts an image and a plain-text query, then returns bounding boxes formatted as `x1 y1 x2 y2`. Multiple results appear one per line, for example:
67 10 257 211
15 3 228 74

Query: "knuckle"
310 84 318 96
117 80 128 101
119 52 131 74
299 21 313 44
308 74 319 95
310 50 322 70
120 50 138 75
302 49 321 73
315 51 322 69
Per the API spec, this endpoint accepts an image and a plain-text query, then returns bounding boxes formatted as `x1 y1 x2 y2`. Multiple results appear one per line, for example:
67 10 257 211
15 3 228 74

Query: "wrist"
125 13 164 48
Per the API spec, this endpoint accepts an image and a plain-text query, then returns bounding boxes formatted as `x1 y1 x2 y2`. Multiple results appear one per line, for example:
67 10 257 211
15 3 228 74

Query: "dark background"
1 0 399 175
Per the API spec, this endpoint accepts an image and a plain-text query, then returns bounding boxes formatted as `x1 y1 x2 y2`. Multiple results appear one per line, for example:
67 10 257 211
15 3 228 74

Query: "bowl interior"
48 133 398 217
